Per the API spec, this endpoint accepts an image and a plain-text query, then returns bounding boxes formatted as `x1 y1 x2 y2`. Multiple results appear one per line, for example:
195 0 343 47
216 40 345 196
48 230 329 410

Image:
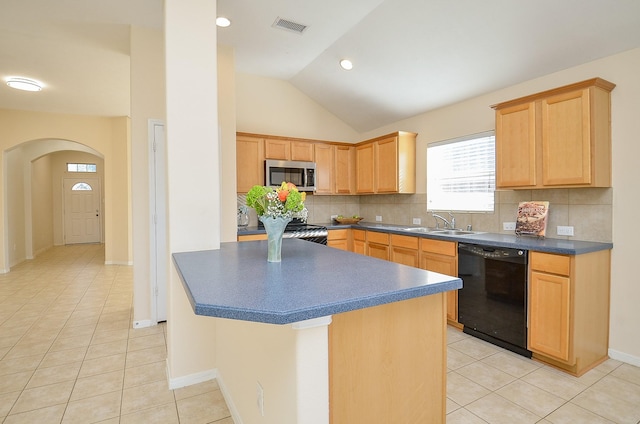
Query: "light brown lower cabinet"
330 293 446 423
327 229 350 251
366 231 390 261
420 239 459 324
349 230 459 324
528 250 611 376
390 234 420 267
237 234 267 241
352 229 366 255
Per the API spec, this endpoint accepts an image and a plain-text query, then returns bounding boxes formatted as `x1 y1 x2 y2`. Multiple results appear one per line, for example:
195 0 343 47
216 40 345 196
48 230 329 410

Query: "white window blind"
427 132 495 212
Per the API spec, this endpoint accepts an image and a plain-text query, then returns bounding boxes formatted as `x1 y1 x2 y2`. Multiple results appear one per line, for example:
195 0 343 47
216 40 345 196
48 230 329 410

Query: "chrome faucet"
432 211 457 229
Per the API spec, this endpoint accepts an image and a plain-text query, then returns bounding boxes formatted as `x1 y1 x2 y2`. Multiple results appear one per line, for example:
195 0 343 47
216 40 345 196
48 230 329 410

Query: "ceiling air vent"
272 17 308 34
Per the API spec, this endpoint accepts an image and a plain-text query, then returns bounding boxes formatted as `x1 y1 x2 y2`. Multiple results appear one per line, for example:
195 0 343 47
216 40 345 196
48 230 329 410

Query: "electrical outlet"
375 216 382 222
256 382 264 416
412 218 421 225
503 222 516 231
557 225 574 236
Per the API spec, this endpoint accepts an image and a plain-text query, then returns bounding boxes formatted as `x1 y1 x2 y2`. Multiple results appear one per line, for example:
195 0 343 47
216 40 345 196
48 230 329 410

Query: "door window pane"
71 182 92 191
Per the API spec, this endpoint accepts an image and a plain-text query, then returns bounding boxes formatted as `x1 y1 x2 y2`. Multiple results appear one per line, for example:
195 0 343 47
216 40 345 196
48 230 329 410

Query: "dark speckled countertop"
238 221 613 255
173 239 462 325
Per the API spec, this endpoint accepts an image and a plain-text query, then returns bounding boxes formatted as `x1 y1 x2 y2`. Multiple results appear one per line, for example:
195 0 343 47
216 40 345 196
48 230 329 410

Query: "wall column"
164 0 220 383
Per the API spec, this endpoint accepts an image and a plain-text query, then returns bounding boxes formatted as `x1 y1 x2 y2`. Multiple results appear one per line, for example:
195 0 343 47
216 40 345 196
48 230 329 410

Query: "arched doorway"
4 139 104 269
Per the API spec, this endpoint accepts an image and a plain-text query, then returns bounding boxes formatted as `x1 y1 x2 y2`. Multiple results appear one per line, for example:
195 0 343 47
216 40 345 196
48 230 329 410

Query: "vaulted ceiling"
2 0 640 132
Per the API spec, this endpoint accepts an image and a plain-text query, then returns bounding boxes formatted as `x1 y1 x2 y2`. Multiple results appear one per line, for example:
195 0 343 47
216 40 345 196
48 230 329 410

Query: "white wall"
130 26 166 325
235 73 361 143
31 155 53 256
216 318 329 424
5 148 25 268
165 0 219 383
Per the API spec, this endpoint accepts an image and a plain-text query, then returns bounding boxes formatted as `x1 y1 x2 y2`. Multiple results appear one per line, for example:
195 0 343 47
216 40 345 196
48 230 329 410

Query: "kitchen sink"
431 229 484 236
402 227 439 233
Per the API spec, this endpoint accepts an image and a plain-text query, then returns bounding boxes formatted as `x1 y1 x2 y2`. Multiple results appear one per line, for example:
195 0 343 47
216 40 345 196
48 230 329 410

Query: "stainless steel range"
258 219 328 245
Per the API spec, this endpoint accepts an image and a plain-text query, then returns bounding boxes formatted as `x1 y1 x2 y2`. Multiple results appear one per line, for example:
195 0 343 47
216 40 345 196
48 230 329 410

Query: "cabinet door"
264 139 291 160
328 239 349 251
238 234 267 241
391 246 419 267
352 229 366 254
529 270 572 363
236 136 264 193
314 144 334 194
335 145 355 194
376 136 398 192
291 141 314 162
328 229 349 251
356 143 376 193
541 89 591 186
390 234 419 267
495 102 536 188
368 243 389 261
420 253 458 322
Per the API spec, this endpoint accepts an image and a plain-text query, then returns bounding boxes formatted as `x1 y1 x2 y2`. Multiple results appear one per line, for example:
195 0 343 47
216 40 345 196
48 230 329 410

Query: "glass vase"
259 215 292 262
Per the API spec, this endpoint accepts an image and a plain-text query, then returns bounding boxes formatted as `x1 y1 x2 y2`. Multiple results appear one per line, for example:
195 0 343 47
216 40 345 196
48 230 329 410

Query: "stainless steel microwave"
265 159 316 192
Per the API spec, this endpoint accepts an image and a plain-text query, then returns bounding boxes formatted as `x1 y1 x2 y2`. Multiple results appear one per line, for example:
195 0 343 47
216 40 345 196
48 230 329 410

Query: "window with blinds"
427 132 495 212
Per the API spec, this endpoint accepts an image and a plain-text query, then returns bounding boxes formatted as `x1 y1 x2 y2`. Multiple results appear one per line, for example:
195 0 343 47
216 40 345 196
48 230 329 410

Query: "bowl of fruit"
335 215 364 224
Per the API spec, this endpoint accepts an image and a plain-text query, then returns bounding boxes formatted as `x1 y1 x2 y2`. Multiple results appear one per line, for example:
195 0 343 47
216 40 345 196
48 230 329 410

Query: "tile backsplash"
238 188 612 242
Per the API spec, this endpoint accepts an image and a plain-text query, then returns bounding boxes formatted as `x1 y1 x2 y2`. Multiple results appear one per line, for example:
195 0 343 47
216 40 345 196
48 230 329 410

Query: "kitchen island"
173 239 461 424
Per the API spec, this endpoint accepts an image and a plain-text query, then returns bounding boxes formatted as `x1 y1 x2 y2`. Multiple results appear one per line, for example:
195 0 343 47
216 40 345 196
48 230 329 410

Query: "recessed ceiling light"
6 76 43 92
216 17 231 27
339 59 353 71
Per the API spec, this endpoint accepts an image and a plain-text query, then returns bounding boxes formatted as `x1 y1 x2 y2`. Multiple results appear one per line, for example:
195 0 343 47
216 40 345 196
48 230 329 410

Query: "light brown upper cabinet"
356 142 376 194
236 135 265 193
356 131 416 194
314 143 334 195
264 138 314 162
493 78 615 189
334 145 356 194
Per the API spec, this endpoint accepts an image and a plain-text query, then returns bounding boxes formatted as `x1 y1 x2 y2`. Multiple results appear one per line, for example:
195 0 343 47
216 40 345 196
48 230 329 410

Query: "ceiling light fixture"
339 59 353 71
6 76 43 92
216 17 231 27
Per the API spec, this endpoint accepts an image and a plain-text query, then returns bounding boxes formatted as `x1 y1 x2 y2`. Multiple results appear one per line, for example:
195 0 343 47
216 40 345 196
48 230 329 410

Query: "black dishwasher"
457 243 531 358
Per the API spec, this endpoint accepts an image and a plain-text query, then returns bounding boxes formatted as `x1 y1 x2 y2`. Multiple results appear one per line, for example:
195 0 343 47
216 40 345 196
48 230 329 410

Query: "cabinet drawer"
328 229 349 241
421 239 456 256
530 251 571 276
390 234 418 250
367 231 390 245
238 234 267 241
353 229 366 241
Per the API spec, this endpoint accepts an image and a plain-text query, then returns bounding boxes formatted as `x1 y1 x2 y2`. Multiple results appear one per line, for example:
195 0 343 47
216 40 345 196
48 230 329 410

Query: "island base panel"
329 293 446 423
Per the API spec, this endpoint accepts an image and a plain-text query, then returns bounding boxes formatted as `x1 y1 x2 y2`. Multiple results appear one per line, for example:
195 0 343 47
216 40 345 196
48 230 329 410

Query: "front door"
63 178 101 244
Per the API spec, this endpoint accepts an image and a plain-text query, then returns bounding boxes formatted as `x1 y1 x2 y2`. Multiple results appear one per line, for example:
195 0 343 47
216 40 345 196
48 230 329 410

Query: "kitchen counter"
325 222 613 255
173 238 461 324
173 239 458 423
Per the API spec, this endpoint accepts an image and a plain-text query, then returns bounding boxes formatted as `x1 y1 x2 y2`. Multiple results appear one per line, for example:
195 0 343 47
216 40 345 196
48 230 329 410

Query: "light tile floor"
2 244 640 423
446 327 640 423
0 244 232 424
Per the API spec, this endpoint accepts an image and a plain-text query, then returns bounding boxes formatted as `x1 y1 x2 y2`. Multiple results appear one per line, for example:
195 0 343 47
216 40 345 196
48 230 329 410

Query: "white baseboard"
166 363 217 390
104 260 133 265
216 371 242 424
164 365 242 423
608 348 640 367
132 320 153 329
